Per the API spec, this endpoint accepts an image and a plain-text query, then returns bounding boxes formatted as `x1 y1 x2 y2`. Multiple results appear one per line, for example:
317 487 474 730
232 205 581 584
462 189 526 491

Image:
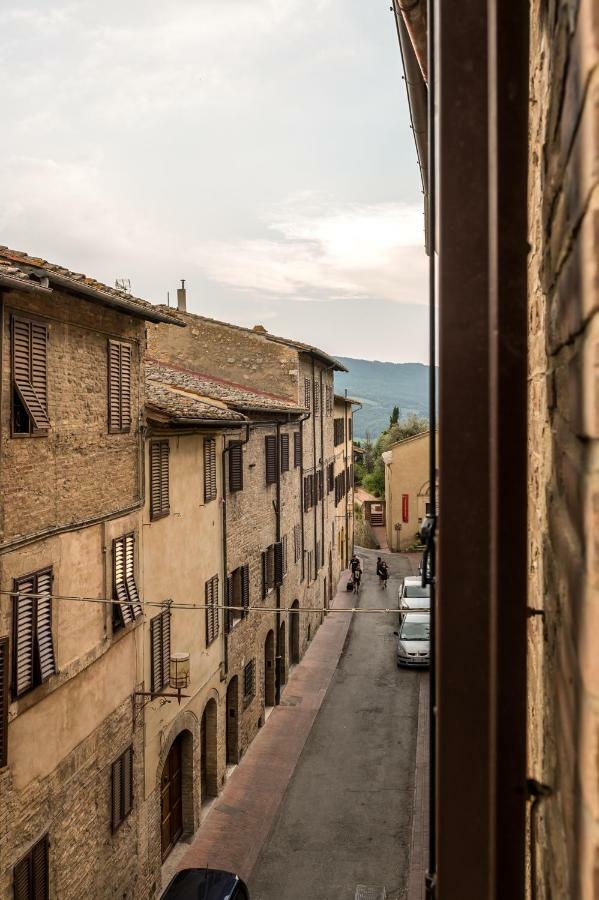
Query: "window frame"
243 659 256 702
112 533 143 632
149 440 170 520
228 442 244 492
10 314 50 439
111 746 134 832
12 567 56 699
107 339 133 435
204 438 217 503
205 574 220 647
13 833 49 900
150 608 171 694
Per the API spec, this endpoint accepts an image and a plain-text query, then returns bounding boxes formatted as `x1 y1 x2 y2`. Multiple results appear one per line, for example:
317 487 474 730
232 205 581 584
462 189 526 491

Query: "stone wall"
0 287 144 544
527 1 599 896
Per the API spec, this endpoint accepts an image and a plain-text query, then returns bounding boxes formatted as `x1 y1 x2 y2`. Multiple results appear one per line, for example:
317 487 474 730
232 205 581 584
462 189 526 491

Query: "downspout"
350 401 362 555
319 365 335 590
221 423 250 676
344 390 349 564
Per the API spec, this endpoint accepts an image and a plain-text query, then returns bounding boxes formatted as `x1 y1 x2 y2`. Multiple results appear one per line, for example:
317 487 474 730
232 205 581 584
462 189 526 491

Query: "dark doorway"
160 734 183 861
279 620 286 686
200 699 218 804
264 630 275 708
290 601 300 665
226 677 239 766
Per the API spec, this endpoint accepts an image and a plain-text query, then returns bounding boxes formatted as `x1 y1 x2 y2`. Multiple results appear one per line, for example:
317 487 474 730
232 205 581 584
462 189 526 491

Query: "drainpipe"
275 421 282 705
297 411 310 584
319 364 335 591
221 423 250 675
344 390 350 564
311 356 318 574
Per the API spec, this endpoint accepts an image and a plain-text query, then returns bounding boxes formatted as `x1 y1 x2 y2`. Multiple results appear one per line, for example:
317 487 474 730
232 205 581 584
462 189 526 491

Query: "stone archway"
264 630 275 708
279 620 286 686
226 676 239 766
200 699 218 804
290 601 300 665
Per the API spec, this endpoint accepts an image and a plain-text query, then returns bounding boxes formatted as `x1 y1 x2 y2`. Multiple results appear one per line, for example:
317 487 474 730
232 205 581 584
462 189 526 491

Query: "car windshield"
400 621 430 640
404 584 429 598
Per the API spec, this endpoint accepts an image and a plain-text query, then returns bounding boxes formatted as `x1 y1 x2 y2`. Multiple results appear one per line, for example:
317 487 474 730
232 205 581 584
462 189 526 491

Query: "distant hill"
334 357 436 440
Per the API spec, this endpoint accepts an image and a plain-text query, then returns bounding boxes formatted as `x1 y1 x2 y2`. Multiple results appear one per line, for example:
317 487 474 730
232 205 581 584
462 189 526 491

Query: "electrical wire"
0 588 425 615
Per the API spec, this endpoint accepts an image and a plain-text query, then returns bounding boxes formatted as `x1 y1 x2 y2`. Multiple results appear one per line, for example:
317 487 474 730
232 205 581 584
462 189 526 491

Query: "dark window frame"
13 833 49 900
228 442 244 492
111 746 134 832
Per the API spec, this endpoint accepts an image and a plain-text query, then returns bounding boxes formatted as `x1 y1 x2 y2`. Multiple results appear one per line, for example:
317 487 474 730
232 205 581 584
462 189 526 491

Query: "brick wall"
527 1 599 896
0 287 144 544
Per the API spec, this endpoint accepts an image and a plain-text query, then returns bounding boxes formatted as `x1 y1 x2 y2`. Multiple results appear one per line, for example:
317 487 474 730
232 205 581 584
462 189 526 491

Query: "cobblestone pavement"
249 549 424 900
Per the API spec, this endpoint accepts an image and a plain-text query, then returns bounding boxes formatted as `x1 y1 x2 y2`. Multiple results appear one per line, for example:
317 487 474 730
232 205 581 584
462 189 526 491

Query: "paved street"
249 548 423 900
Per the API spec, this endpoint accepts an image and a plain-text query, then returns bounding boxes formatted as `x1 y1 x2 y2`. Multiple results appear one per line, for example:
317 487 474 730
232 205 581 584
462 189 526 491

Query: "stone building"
0 248 180 899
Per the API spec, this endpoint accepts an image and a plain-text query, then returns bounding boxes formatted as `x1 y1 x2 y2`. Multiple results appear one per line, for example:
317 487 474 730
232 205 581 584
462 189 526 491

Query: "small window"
205 575 220 646
229 443 243 492
111 746 133 831
265 435 277 485
306 550 314 584
293 524 302 564
334 418 345 447
12 568 56 698
150 440 170 520
348 417 353 440
13 834 49 900
11 316 50 437
314 382 320 414
108 340 132 434
226 565 249 631
112 534 142 632
244 659 256 701
262 543 282 596
294 432 302 468
204 438 217 502
150 608 170 694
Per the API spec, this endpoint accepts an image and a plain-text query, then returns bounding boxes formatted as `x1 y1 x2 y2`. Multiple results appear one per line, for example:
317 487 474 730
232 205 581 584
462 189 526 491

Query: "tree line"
354 406 428 498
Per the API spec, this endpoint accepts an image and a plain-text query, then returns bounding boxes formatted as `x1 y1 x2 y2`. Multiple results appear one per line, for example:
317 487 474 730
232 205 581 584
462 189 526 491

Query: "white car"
398 575 430 615
394 612 430 667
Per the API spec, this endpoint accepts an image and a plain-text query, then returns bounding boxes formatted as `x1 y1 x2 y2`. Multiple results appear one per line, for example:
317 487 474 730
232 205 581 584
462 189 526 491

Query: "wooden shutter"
205 576 219 646
229 443 243 492
280 434 289 473
12 317 50 432
125 534 143 619
13 854 30 900
113 537 134 626
14 835 48 900
294 432 302 467
314 382 320 414
265 435 277 485
282 535 288 575
303 476 310 512
108 340 132 433
261 551 267 599
122 746 133 819
318 470 323 501
274 542 284 586
304 378 311 409
241 564 250 616
150 609 170 694
35 570 55 683
204 438 217 502
111 755 122 830
13 576 35 697
224 574 233 633
150 441 170 519
0 637 8 767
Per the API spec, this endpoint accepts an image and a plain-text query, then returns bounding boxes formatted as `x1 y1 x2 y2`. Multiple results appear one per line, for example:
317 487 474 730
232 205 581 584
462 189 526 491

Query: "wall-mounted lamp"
133 650 191 713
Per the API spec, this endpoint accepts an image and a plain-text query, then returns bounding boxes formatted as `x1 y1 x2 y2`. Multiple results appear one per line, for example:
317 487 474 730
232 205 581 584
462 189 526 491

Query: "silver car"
395 612 430 667
399 575 430 616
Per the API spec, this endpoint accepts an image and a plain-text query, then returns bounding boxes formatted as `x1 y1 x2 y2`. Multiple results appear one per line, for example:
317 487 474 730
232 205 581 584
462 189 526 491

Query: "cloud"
192 196 427 305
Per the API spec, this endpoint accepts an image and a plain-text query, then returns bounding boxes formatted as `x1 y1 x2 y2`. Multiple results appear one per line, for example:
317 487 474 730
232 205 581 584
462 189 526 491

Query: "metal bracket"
526 607 545 620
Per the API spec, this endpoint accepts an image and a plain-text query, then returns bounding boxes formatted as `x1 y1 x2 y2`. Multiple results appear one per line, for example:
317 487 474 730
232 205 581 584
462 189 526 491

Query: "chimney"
177 279 187 312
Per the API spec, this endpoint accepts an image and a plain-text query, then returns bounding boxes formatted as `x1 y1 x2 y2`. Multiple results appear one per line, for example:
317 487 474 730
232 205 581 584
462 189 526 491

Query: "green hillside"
334 356 435 440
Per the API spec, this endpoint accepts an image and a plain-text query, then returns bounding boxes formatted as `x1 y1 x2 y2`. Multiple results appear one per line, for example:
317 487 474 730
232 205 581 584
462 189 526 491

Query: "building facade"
0 249 180 899
382 431 436 552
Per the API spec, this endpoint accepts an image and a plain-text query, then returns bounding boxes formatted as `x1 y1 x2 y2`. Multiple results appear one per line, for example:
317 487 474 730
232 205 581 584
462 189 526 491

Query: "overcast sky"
0 0 427 363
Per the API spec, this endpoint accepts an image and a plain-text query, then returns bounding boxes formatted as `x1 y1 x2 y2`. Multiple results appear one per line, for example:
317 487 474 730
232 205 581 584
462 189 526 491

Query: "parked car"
161 869 250 900
394 612 430 667
398 576 430 616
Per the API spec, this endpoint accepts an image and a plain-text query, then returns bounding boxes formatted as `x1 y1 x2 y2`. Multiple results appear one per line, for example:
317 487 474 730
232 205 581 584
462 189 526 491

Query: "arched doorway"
279 620 286 686
290 601 300 665
226 677 239 766
160 733 183 861
264 630 275 708
200 699 218 804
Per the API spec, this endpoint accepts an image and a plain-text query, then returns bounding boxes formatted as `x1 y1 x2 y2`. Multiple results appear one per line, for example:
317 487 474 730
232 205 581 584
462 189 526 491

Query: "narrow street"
249 549 422 900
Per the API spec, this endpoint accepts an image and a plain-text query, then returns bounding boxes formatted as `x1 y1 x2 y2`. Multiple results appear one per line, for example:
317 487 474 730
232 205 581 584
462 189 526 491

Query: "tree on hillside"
361 410 429 499
390 405 400 426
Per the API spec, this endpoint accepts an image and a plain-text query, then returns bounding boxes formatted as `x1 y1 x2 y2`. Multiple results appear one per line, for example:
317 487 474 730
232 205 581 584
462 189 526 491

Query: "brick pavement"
177 571 355 882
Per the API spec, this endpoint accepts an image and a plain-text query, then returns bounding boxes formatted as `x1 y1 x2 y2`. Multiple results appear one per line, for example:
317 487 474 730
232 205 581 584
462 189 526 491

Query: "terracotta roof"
0 247 183 326
146 359 305 415
153 306 347 371
334 393 361 404
145 379 245 424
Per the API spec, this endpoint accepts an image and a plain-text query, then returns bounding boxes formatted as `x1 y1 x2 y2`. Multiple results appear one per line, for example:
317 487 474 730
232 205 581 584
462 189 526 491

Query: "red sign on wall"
402 494 409 523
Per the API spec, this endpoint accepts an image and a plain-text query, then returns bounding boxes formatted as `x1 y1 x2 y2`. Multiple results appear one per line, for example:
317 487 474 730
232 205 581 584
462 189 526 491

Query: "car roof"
403 575 424 583
401 612 430 623
161 868 242 899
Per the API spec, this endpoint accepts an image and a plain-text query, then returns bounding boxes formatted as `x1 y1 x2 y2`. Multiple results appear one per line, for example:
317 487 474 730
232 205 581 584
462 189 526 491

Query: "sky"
0 0 428 363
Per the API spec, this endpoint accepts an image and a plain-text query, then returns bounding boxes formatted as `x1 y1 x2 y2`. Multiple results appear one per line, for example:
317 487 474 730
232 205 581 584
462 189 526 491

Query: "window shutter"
318 470 323 501
35 570 55 683
125 534 142 618
283 535 288 575
161 442 170 514
204 438 217 502
241 564 250 616
122 747 133 819
113 537 134 626
31 836 49 899
150 615 162 693
0 637 8 768
120 343 132 431
224 575 233 633
294 432 302 467
304 378 311 410
261 551 267 599
274 541 284 586
13 855 30 900
229 443 243 492
150 442 161 519
303 476 310 512
265 435 277 485
12 317 50 432
13 577 35 697
280 434 289 473
112 756 122 831
205 576 219 646
402 493 409 522
314 382 320 414
108 340 132 433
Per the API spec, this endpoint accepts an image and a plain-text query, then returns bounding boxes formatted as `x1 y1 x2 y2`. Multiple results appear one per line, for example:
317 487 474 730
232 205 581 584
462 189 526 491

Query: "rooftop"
0 247 183 326
145 359 305 416
145 379 246 425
